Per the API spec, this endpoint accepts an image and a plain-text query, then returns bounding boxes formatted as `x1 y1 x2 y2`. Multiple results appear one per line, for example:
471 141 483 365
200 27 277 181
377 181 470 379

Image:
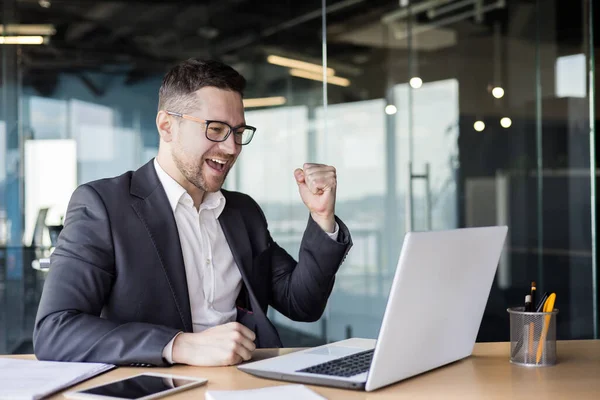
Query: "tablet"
64 372 207 400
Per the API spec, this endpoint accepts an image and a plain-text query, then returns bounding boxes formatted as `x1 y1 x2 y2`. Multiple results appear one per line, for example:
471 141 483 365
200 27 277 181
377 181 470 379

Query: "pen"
527 319 534 363
530 281 537 312
535 292 549 312
527 282 536 363
524 295 532 312
536 293 557 364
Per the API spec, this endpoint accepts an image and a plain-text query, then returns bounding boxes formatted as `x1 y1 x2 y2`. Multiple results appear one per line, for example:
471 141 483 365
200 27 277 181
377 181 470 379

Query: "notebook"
205 384 325 400
0 358 114 400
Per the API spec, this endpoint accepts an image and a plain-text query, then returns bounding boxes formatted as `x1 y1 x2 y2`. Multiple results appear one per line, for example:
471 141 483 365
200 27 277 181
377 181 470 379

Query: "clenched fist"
171 322 256 366
294 163 337 233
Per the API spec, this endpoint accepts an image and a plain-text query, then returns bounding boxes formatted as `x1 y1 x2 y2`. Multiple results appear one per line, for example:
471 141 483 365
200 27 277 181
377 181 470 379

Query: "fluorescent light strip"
243 96 287 108
0 24 56 35
0 36 45 45
268 55 335 76
289 69 350 87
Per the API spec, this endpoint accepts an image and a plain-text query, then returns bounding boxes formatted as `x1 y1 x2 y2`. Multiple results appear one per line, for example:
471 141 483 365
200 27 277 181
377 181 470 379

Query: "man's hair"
158 58 246 112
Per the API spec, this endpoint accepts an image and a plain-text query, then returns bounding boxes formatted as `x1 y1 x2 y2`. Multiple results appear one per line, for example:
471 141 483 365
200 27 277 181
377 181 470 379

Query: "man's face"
170 87 244 193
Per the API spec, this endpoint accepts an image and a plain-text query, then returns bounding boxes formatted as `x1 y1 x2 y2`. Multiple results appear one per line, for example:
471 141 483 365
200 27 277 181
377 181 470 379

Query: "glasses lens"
206 121 229 141
206 121 255 145
234 128 255 145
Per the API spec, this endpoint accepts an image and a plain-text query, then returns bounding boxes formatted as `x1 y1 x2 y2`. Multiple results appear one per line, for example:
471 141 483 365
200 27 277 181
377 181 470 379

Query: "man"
33 59 352 367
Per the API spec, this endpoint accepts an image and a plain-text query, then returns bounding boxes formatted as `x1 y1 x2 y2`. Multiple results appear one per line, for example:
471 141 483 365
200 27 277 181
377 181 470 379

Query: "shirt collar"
200 191 226 216
153 158 226 216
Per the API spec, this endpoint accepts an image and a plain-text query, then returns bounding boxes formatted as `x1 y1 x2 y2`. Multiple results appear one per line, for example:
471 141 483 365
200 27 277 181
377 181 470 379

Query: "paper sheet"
0 358 114 400
205 384 326 400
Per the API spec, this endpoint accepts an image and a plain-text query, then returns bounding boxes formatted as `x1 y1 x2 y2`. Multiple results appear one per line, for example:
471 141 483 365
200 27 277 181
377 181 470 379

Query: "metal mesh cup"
507 307 559 366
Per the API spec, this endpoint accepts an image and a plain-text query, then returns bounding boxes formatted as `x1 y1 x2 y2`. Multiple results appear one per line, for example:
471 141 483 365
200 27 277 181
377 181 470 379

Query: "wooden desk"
5 340 600 399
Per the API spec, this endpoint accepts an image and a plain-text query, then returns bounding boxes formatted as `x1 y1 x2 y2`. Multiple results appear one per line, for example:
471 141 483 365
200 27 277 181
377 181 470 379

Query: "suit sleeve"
251 200 352 322
33 184 179 366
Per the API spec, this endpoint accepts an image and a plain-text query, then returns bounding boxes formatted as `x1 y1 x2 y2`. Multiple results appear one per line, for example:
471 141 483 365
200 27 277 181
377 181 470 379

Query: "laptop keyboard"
296 349 374 377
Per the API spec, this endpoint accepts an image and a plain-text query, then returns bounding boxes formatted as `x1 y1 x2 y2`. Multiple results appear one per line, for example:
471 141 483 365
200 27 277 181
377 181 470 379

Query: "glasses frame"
165 111 256 145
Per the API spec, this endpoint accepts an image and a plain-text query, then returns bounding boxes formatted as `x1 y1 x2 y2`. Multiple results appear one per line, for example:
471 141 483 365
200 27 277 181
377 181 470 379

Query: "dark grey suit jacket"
33 159 352 367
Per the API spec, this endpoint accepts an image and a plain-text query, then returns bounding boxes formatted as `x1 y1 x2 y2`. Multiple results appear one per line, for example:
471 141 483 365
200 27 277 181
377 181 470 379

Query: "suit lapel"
219 198 282 347
130 160 193 332
219 205 253 291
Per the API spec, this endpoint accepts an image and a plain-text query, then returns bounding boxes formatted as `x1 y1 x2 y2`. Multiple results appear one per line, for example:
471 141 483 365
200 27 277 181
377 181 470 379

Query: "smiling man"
33 59 352 367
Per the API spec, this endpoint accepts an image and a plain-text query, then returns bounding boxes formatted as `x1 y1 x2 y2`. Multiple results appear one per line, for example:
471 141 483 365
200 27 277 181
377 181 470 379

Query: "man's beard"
172 149 232 193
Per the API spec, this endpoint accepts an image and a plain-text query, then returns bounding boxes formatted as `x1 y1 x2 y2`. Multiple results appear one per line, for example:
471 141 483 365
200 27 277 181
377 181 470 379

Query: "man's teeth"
210 159 226 165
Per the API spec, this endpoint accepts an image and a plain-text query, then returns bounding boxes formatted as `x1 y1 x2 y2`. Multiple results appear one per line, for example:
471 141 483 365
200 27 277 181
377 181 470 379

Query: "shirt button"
206 258 211 265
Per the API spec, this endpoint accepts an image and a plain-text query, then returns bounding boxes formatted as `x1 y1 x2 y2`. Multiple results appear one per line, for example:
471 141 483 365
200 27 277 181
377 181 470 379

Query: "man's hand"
294 163 337 233
171 322 256 366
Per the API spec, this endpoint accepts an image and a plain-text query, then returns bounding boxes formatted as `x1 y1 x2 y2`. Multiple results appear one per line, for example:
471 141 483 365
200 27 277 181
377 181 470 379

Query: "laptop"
238 226 508 391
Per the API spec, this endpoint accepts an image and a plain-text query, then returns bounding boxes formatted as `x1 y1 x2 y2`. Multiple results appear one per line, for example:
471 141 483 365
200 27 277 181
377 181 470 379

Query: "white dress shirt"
153 158 339 364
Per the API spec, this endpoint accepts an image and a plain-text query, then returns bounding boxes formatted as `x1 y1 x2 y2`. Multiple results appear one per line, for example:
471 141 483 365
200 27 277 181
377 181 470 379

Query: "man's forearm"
270 215 352 322
34 310 179 367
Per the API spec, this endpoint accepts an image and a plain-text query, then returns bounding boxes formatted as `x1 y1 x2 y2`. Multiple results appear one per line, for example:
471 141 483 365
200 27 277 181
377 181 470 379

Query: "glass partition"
1 0 597 355
319 0 598 342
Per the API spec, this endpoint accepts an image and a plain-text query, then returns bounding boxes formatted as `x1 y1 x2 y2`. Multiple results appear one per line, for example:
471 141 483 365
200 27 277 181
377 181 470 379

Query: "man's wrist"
311 212 335 233
170 332 189 365
162 331 183 364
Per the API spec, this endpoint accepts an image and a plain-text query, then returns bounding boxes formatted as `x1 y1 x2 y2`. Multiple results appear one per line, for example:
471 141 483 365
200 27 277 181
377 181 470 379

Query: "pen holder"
507 307 559 366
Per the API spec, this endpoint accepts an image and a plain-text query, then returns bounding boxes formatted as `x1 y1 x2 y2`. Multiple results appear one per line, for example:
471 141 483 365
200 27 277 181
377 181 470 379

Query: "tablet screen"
79 374 199 399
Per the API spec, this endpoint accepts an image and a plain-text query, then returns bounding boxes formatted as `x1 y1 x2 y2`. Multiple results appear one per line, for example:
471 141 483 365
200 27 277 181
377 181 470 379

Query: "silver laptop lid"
366 226 507 391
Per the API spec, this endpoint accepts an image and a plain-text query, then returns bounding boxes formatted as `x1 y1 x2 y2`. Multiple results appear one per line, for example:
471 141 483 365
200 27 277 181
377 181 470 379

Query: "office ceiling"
13 0 397 71
5 0 592 97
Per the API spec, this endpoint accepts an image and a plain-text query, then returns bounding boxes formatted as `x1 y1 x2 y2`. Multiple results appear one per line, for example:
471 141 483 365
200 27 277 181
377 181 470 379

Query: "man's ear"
156 111 174 142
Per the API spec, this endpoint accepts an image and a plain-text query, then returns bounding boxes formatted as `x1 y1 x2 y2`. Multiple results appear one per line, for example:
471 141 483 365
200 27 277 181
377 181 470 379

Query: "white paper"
0 358 114 400
205 384 326 400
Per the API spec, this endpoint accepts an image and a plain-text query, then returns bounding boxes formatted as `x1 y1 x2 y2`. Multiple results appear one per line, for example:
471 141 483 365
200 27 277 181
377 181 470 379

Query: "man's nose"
219 131 238 154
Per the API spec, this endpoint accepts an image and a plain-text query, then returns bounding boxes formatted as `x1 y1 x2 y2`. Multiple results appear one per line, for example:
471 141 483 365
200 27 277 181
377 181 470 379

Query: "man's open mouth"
206 158 227 172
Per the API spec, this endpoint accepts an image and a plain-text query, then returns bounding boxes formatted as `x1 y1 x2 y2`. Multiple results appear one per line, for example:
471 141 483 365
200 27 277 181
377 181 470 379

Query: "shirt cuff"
325 222 340 241
162 332 183 364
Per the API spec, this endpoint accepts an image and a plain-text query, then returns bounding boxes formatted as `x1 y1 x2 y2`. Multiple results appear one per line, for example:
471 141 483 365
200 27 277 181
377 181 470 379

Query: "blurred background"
1 0 598 354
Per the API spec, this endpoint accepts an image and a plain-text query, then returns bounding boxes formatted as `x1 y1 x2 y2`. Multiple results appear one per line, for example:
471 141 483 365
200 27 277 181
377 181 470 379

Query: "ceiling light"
492 86 504 98
500 117 512 128
474 121 485 132
289 69 350 87
0 36 45 45
243 96 287 108
39 0 51 8
0 24 55 35
385 105 397 115
268 55 335 76
410 77 423 89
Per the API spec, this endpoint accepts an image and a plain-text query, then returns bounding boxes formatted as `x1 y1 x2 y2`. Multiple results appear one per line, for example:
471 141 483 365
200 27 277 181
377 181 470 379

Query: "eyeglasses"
165 111 256 145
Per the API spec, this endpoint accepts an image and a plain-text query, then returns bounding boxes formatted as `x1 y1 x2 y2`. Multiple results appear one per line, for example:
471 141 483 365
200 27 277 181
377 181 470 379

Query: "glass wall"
312 0 599 343
1 0 598 354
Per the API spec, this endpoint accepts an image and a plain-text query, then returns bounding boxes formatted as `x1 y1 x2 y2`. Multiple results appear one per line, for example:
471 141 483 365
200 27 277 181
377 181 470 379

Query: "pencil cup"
507 307 559 366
